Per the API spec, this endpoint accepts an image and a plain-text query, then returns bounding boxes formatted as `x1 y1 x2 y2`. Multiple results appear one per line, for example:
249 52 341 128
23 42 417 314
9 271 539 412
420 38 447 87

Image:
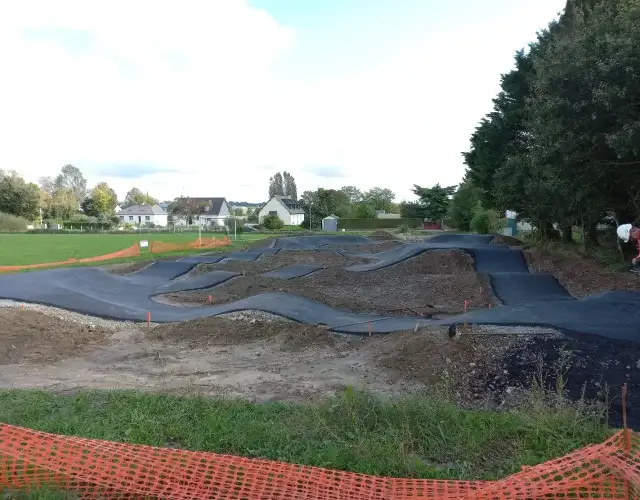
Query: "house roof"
185 197 228 215
275 196 305 214
323 214 339 219
117 204 166 215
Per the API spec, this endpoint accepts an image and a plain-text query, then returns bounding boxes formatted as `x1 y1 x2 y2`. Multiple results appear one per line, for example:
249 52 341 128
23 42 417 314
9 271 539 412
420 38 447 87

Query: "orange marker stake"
147 312 151 328
368 321 372 337
464 300 468 312
208 295 212 305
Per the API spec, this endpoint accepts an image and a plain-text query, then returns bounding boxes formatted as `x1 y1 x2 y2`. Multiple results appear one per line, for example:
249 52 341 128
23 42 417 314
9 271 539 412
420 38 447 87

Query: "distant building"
172 197 231 227
117 204 168 227
258 195 305 226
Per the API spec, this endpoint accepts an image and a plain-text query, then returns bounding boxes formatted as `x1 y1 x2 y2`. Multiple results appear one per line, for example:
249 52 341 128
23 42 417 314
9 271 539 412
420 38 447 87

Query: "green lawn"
0 232 269 266
0 389 609 488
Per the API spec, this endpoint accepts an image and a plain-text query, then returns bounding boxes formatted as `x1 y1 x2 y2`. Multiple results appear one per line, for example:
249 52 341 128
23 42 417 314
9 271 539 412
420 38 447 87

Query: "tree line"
0 164 163 228
459 0 639 244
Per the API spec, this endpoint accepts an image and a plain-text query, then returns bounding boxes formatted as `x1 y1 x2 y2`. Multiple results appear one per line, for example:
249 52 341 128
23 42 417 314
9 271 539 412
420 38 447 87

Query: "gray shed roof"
118 204 166 215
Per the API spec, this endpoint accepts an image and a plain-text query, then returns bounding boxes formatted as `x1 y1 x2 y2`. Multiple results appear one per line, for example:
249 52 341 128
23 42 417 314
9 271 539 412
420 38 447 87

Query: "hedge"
337 218 422 230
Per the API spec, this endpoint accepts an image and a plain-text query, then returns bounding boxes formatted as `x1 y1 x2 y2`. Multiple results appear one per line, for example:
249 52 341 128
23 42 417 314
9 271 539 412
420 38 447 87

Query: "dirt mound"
369 230 397 241
0 309 110 365
189 250 369 277
163 250 491 316
492 235 522 246
150 316 335 351
525 246 640 297
106 261 155 275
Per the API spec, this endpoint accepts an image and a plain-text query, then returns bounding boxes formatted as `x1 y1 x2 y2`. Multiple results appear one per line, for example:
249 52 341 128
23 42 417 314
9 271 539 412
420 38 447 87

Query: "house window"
129 216 133 221
120 216 124 220
145 216 150 221
269 211 277 216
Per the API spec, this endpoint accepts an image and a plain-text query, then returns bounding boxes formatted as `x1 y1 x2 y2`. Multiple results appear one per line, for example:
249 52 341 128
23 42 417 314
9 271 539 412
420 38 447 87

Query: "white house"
173 197 231 227
117 204 168 227
258 196 305 226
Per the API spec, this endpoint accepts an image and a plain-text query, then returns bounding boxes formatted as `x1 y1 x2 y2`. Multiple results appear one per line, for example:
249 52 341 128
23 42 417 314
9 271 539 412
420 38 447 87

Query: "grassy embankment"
0 387 611 499
0 232 270 269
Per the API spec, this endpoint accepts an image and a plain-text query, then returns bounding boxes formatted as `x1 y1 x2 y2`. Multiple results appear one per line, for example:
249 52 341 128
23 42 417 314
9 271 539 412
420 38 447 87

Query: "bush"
337 218 422 230
262 214 284 230
396 224 410 233
470 210 492 234
0 211 30 232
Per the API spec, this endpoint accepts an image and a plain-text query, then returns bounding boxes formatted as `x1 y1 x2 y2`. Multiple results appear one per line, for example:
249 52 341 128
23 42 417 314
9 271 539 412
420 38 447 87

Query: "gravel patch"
217 310 295 323
0 299 137 330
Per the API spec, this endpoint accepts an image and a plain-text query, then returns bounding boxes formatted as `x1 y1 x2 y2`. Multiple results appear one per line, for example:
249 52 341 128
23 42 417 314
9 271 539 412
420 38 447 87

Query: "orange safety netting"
150 236 232 254
0 423 637 499
0 244 140 273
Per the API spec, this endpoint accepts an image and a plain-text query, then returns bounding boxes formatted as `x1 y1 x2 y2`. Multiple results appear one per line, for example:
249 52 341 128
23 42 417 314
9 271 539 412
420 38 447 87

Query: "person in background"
617 223 640 273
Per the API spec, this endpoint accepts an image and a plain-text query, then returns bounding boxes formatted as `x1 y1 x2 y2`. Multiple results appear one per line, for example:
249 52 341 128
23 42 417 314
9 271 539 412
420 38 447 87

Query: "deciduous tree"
54 165 87 205
91 182 118 215
123 187 157 207
411 184 456 221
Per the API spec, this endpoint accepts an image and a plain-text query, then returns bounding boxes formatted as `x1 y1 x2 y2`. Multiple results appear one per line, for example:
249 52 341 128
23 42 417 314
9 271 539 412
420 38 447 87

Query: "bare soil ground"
525 246 640 297
0 307 546 407
0 309 110 364
162 249 493 316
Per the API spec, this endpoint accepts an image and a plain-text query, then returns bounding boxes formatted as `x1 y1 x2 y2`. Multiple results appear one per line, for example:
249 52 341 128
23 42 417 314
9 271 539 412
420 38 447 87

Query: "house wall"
290 213 304 225
258 197 292 225
173 201 231 227
119 213 167 226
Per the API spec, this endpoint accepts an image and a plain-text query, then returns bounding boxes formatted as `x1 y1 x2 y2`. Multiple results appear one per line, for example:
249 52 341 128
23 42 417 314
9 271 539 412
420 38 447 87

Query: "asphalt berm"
0 234 638 337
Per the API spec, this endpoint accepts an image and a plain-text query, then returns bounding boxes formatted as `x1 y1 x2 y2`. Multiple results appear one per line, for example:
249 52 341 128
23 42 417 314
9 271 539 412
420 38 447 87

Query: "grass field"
0 232 269 266
0 388 610 498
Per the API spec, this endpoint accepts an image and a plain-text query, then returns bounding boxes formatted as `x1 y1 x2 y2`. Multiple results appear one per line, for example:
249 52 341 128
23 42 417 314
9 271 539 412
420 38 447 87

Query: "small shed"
322 215 339 232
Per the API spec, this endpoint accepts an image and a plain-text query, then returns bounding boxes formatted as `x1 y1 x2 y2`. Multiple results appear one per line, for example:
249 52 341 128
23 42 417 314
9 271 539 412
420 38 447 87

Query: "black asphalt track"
0 234 638 340
261 264 323 279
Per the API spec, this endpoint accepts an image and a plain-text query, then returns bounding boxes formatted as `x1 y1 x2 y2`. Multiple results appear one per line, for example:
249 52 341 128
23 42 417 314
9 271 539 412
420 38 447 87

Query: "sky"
0 0 566 204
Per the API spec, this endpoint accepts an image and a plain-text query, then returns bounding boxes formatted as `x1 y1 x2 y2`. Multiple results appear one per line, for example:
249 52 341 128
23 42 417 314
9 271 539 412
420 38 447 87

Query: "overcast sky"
0 0 566 203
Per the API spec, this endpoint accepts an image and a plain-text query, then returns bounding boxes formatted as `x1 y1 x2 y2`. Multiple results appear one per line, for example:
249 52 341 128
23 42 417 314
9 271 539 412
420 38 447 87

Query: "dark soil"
0 309 110 364
188 250 370 277
498 332 640 428
163 249 493 315
106 261 155 275
492 235 523 246
525 246 640 297
369 230 398 241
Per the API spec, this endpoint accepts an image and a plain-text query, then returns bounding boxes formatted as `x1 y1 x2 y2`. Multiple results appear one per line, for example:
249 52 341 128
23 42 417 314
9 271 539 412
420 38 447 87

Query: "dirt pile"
188 250 369 277
525 247 640 297
369 230 398 241
151 316 335 351
0 309 110 365
492 235 522 246
163 249 492 315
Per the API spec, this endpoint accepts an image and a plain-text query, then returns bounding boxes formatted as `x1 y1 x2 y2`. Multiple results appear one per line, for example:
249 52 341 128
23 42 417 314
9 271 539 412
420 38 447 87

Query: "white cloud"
0 0 295 201
0 0 565 203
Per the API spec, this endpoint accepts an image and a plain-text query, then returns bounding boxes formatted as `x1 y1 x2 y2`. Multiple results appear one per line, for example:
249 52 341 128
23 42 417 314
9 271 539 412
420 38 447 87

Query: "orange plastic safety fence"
150 236 232 254
0 244 140 273
0 424 636 500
